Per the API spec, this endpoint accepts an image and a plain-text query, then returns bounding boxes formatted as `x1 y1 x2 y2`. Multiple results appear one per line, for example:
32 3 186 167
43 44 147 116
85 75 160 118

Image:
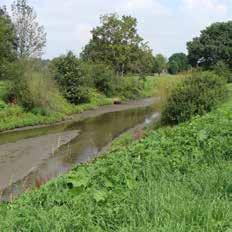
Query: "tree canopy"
0 7 16 79
187 21 232 69
81 14 154 75
168 53 189 74
11 0 46 58
153 54 167 75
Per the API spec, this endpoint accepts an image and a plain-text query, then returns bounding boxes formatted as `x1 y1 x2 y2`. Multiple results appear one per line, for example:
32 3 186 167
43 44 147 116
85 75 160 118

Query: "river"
0 97 159 201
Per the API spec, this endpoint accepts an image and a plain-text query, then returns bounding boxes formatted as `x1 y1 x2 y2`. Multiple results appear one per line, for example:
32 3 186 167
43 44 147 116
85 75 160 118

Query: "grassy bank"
0 76 157 132
1 88 232 231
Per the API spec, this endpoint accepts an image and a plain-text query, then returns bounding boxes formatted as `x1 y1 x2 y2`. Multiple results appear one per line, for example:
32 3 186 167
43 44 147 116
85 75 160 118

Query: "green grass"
0 81 113 131
0 93 113 132
1 92 232 231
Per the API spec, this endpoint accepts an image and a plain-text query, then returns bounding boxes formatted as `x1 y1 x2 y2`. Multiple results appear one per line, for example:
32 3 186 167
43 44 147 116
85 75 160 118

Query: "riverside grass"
1 90 232 231
0 76 157 132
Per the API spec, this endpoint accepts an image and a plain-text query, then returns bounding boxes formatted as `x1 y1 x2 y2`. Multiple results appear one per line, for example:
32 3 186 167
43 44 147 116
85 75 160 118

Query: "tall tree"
81 14 154 75
187 21 232 69
0 6 16 79
11 0 46 58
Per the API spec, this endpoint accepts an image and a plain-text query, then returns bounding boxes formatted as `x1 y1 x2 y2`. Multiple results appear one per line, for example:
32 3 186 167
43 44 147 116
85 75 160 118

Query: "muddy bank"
0 130 79 190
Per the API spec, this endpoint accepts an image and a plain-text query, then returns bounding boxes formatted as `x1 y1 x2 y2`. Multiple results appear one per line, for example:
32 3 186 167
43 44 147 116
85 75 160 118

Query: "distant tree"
11 0 46 58
81 13 154 75
168 60 179 75
0 6 16 79
187 21 232 69
168 53 189 74
153 54 167 75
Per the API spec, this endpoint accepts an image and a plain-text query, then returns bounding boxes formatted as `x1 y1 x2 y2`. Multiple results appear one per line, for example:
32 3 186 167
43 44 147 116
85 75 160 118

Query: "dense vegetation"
1 87 231 231
81 14 155 76
168 53 189 74
162 71 227 124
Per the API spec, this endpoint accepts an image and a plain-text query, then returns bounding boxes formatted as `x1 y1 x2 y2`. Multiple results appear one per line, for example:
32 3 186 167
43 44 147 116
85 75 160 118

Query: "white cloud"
182 0 228 14
121 0 170 16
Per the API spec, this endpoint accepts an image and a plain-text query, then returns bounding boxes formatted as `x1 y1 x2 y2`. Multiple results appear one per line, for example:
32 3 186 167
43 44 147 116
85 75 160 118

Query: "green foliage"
162 71 227 124
168 53 189 74
187 21 232 69
114 76 145 99
168 60 179 74
0 7 16 79
81 62 116 97
1 95 232 230
9 59 72 114
213 61 232 83
81 14 154 75
153 54 167 75
51 51 91 104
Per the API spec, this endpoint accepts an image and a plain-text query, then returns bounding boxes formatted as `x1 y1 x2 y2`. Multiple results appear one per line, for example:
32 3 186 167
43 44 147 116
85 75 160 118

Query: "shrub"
161 71 227 125
9 59 72 114
114 76 144 99
51 51 91 104
81 63 115 97
212 61 232 83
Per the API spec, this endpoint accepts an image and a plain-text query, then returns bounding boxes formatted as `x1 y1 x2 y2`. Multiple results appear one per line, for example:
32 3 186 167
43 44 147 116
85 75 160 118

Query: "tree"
81 14 154 75
51 51 90 104
187 21 232 69
0 6 16 79
153 54 167 75
168 60 179 75
168 53 189 74
11 0 46 58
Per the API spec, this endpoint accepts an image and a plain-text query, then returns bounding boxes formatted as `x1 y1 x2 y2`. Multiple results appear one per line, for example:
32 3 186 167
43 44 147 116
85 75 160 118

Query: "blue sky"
1 0 232 59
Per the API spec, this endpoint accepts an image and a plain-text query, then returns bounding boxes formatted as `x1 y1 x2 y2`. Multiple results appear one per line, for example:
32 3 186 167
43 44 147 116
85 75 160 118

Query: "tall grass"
152 74 185 111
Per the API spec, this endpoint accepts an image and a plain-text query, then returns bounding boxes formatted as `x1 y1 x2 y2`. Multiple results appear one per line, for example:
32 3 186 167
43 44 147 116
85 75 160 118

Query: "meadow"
1 84 231 231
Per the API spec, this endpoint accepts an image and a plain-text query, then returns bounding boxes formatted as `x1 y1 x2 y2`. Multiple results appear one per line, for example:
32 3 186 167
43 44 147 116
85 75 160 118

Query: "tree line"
0 0 231 109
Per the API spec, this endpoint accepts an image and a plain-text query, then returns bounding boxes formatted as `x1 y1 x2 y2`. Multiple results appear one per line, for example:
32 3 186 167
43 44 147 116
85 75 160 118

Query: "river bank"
0 76 158 133
0 97 158 135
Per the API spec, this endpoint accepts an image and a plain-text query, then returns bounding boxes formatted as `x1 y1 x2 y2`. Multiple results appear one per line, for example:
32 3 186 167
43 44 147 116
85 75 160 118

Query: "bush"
51 52 91 104
9 59 72 114
114 76 144 99
81 63 115 97
162 71 227 125
212 61 232 83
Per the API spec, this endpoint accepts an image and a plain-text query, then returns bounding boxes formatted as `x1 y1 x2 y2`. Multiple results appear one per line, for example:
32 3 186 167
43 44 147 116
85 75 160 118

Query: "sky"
1 0 232 59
